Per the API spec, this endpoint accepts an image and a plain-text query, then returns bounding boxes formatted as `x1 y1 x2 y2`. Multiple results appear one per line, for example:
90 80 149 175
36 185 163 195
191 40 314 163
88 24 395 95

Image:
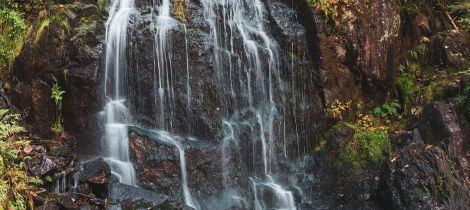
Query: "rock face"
419 100 470 179
419 101 465 157
378 143 470 209
129 127 225 203
9 2 105 154
299 0 401 106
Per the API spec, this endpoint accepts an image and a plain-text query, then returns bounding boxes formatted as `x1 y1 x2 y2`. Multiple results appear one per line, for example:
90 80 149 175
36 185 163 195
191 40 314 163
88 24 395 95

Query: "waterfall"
201 0 296 209
99 0 299 209
153 0 177 130
102 0 137 186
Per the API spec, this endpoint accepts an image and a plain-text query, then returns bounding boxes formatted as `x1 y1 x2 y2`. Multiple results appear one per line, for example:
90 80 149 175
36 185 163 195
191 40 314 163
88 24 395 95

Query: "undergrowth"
327 101 404 171
0 109 42 209
307 0 355 25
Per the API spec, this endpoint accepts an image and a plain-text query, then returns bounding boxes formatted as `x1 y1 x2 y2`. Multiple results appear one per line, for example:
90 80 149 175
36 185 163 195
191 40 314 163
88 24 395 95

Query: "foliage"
173 0 186 23
326 100 351 120
332 100 409 171
0 109 42 209
307 0 354 25
396 0 418 15
51 81 66 132
97 0 108 10
372 102 401 118
336 114 391 170
0 0 48 76
396 65 415 109
448 1 470 31
0 7 27 77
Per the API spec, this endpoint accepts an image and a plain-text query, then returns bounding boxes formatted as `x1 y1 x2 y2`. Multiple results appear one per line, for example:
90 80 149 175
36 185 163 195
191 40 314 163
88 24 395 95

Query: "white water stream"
102 0 137 186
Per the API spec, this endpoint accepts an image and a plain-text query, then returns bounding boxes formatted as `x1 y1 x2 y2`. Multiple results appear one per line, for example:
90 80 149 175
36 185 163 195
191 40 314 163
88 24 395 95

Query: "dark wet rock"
378 143 470 210
27 153 56 176
79 158 111 184
36 201 61 210
126 11 222 141
419 101 464 153
30 79 54 136
107 183 193 210
268 0 308 44
55 193 80 209
129 126 225 202
325 123 355 151
418 100 469 178
75 183 92 195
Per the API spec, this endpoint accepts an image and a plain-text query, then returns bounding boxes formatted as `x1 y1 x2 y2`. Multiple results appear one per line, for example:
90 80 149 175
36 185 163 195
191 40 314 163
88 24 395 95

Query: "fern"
0 109 40 209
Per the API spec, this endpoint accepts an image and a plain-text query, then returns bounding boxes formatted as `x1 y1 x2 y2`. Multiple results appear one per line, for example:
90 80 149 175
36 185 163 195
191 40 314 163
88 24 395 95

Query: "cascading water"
101 0 137 186
98 0 301 209
201 0 296 209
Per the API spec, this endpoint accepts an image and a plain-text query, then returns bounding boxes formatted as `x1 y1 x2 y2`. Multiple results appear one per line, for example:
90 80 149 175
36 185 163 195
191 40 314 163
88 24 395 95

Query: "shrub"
337 118 391 170
334 111 392 171
373 102 401 118
0 109 42 209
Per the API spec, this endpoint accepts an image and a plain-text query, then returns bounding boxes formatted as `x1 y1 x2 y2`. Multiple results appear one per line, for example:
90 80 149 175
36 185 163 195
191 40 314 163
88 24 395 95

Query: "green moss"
33 19 50 45
337 124 391 171
97 0 108 10
33 7 70 46
396 69 415 108
314 137 327 152
0 8 28 78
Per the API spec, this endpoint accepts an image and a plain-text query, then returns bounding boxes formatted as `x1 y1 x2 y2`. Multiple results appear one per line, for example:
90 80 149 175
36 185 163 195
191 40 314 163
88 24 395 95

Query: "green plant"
51 81 65 132
0 7 27 77
337 122 391 170
397 65 415 109
372 102 401 118
448 1 470 31
397 0 419 15
307 0 354 25
0 109 42 209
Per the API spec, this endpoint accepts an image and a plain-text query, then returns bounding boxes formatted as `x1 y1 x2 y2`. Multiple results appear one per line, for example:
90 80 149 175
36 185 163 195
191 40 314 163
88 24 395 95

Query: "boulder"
27 153 56 176
78 158 111 184
378 143 470 210
418 100 468 176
